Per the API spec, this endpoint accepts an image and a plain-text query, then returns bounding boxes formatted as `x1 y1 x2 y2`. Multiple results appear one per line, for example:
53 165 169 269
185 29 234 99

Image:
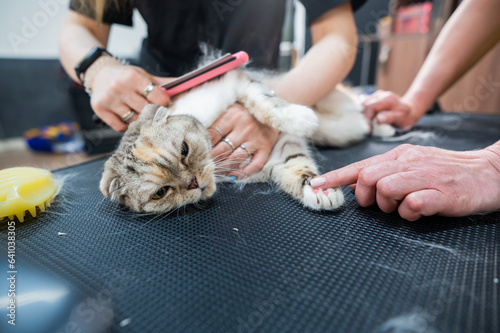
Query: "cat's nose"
188 177 199 190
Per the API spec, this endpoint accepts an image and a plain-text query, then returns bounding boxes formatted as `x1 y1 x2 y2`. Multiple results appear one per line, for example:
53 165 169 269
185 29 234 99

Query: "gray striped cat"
100 69 393 213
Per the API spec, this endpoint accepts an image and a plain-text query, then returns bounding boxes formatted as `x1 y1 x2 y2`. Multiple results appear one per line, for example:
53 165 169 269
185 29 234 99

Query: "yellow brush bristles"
0 167 57 222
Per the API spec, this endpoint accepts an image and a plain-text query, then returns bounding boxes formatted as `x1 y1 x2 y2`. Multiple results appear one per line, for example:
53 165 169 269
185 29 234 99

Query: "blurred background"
0 0 499 170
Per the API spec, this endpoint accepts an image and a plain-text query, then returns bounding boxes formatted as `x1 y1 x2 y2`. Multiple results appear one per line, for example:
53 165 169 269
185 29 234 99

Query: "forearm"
403 0 500 115
273 34 356 106
59 12 111 82
272 2 357 106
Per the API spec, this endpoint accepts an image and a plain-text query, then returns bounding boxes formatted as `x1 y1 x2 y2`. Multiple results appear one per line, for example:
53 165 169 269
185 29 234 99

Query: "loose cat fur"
100 68 394 213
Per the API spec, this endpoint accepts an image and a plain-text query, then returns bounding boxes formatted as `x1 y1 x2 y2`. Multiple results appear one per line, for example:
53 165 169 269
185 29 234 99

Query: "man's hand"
310 143 500 221
209 103 280 178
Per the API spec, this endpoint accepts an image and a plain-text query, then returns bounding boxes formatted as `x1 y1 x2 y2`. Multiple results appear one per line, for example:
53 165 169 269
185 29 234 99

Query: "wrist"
401 91 431 120
83 55 125 95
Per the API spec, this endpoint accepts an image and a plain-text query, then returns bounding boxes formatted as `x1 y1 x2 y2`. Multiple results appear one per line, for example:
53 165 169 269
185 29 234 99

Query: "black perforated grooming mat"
1 113 499 333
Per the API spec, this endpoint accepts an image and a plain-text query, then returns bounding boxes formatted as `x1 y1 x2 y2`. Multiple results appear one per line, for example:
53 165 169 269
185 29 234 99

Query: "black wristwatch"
74 47 112 83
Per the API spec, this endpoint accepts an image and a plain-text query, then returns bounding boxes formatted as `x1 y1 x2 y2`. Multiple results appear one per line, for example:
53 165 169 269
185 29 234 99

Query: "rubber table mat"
1 113 499 333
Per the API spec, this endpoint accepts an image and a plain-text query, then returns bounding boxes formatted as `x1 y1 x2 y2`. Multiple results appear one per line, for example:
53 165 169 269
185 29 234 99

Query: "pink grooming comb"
161 51 249 97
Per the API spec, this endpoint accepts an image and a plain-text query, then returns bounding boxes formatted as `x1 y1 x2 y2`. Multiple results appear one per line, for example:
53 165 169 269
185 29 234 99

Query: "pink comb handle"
161 51 249 97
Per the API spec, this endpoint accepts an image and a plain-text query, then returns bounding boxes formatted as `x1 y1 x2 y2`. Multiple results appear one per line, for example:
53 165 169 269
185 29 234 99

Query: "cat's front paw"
278 104 318 137
302 185 344 210
372 119 396 137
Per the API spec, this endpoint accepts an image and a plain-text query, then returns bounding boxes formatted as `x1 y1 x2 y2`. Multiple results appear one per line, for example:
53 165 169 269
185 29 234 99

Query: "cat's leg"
263 134 344 210
236 81 319 137
310 87 396 147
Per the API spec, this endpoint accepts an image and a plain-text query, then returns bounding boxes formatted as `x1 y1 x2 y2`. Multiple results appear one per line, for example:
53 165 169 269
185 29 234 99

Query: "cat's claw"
302 185 344 210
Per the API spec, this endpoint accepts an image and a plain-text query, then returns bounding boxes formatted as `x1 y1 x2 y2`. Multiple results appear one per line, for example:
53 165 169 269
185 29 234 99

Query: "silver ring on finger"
122 110 135 123
143 82 155 97
222 138 235 151
239 143 251 157
209 126 224 138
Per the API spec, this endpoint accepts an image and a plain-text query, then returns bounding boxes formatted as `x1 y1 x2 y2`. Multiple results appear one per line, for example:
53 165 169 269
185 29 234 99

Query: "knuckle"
357 169 373 186
376 178 393 197
395 144 414 155
404 193 424 212
404 147 425 163
109 81 122 94
123 68 139 82
353 159 369 172
247 121 259 132
379 91 392 100
91 100 107 114
386 91 398 99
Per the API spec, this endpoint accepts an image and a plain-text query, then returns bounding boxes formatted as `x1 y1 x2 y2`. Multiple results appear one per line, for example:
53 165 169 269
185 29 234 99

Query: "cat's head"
100 104 216 213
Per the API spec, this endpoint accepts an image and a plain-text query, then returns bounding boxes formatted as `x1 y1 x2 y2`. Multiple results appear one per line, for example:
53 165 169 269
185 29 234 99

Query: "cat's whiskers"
211 150 234 161
107 180 145 196
142 209 177 226
212 157 249 165
213 158 250 171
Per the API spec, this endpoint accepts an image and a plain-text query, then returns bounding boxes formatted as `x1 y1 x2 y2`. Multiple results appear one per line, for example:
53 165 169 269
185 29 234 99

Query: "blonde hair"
75 0 130 23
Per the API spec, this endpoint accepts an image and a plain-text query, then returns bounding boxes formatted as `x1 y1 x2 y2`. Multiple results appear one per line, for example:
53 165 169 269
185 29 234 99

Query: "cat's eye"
152 186 170 200
181 142 189 159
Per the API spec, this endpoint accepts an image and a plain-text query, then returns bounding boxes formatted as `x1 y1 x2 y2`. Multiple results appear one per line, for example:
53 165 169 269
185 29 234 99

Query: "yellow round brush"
0 167 57 222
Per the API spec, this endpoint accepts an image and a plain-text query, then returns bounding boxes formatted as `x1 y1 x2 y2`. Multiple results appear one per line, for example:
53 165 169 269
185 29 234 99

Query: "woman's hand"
88 62 173 131
362 90 425 130
310 143 500 221
208 103 280 178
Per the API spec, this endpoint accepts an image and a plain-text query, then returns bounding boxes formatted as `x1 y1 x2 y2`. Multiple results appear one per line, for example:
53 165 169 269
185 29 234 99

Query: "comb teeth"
1 167 58 224
4 199 55 223
16 213 25 223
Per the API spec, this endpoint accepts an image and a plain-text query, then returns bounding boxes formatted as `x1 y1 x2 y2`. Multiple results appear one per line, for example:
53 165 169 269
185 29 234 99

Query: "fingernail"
229 176 237 181
310 177 325 187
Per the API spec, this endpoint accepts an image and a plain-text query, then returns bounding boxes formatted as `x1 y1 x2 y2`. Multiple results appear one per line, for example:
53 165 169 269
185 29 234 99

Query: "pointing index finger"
311 149 400 188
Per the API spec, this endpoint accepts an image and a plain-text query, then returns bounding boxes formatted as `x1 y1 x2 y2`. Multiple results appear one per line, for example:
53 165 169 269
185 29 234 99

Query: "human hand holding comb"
87 62 173 131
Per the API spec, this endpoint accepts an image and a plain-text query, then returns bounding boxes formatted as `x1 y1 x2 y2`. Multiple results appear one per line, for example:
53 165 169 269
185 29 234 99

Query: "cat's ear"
139 104 172 124
140 104 163 121
152 106 172 123
100 167 121 199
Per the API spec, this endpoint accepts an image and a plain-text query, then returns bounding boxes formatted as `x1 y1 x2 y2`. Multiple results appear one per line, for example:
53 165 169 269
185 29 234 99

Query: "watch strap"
74 47 112 83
